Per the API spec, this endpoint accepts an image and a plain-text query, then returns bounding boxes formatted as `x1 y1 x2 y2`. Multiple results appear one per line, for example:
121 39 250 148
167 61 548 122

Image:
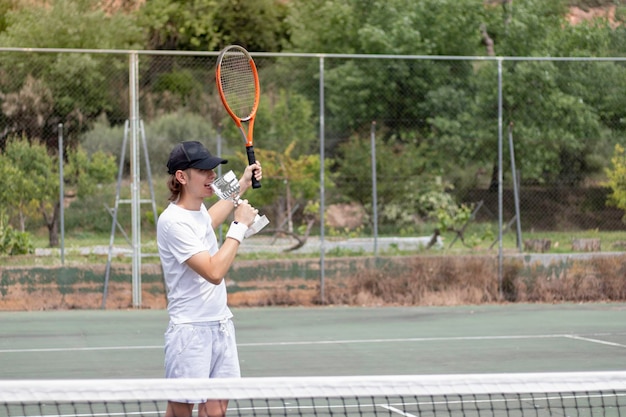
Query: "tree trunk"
285 180 293 233
42 201 60 247
488 163 499 192
18 210 26 232
480 24 495 56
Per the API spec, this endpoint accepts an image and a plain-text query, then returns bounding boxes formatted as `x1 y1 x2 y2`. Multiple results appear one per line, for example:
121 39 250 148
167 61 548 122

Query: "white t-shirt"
157 202 233 324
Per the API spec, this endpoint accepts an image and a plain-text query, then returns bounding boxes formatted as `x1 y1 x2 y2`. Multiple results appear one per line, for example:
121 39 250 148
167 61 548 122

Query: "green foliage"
137 0 289 52
606 144 626 223
145 111 220 176
62 185 121 234
137 0 220 50
81 110 219 179
285 0 626 191
327 225 364 239
472 0 624 186
335 130 496 245
0 0 140 147
144 208 157 227
0 0 142 49
79 117 127 158
419 192 494 249
0 0 15 33
423 55 614 190
153 70 198 104
48 54 110 120
0 212 34 255
336 133 446 226
0 136 117 245
1 0 626 240
217 87 322 226
0 137 58 230
66 148 117 196
433 201 471 234
211 0 290 51
0 163 20 209
253 90 318 155
250 141 334 227
0 75 55 140
288 0 484 55
286 0 486 140
498 60 605 184
482 0 570 57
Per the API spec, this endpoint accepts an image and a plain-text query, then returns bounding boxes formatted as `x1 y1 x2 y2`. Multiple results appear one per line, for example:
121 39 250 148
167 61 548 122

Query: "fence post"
58 123 64 266
497 57 504 300
129 51 142 308
371 121 378 257
319 55 326 305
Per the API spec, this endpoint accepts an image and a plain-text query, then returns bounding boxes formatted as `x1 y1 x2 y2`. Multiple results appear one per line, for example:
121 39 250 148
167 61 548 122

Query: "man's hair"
167 174 183 202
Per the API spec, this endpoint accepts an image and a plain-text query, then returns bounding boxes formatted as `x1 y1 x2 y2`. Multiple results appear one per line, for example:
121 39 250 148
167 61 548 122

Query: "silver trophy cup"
211 170 269 237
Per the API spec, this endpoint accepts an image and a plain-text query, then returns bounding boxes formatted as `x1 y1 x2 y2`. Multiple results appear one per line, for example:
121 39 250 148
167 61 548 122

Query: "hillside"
568 4 621 27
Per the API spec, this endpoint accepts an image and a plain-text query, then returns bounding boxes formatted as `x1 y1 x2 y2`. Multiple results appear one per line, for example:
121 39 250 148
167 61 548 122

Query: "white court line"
0 345 161 353
565 334 626 348
237 333 618 347
380 404 418 417
0 332 623 354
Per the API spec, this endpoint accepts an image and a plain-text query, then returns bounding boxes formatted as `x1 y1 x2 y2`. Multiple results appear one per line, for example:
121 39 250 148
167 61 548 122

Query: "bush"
606 143 626 223
81 110 222 179
0 213 34 255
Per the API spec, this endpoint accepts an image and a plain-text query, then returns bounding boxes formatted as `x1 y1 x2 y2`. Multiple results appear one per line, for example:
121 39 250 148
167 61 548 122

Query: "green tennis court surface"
1 303 626 379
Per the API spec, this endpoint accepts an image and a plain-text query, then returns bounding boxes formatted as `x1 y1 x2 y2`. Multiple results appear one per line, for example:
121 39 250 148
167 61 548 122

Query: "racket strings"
219 53 257 119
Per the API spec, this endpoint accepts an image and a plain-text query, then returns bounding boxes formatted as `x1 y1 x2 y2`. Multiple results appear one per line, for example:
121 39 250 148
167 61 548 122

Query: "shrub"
0 213 34 255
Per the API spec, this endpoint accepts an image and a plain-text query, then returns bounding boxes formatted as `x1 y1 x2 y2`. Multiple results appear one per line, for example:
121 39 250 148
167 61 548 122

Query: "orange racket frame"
216 45 261 188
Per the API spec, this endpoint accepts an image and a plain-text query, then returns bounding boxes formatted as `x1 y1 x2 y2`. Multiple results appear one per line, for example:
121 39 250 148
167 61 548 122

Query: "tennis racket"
216 44 261 189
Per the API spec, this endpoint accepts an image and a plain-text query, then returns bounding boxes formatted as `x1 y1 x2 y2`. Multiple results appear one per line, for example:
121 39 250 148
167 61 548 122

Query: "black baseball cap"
167 141 227 174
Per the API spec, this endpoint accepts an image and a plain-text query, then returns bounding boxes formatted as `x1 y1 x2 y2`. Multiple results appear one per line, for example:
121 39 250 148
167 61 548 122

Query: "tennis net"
1 371 625 417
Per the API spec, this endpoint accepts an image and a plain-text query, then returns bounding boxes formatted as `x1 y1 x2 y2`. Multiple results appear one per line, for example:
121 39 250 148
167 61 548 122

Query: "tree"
0 75 54 142
0 0 143 149
137 0 289 52
137 0 219 51
0 137 116 247
230 89 318 157
211 0 290 52
0 211 33 255
214 82 322 232
474 0 623 186
286 0 485 142
255 141 327 233
285 0 626 194
0 138 54 232
335 132 448 229
481 0 570 57
0 0 142 50
606 144 626 223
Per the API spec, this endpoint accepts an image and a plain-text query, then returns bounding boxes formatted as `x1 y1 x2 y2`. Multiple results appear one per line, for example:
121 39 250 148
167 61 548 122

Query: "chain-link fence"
1 48 625 304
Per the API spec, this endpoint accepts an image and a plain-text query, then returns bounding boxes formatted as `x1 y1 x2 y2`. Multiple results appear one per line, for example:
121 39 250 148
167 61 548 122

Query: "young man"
156 140 262 417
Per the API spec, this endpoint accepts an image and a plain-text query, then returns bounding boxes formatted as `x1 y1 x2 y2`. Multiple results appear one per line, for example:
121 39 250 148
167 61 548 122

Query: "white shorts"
164 318 241 396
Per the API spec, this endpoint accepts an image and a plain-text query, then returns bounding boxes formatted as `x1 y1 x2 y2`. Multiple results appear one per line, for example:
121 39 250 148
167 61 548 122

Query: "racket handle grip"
246 145 262 189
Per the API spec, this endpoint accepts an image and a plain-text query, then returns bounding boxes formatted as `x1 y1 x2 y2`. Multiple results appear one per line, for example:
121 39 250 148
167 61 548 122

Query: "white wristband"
226 221 248 243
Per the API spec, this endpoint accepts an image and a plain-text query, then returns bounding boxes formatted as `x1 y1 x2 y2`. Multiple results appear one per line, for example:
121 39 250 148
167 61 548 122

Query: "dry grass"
1 255 625 310
316 257 497 305
321 257 499 306
315 255 626 307
232 255 626 307
507 256 626 303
